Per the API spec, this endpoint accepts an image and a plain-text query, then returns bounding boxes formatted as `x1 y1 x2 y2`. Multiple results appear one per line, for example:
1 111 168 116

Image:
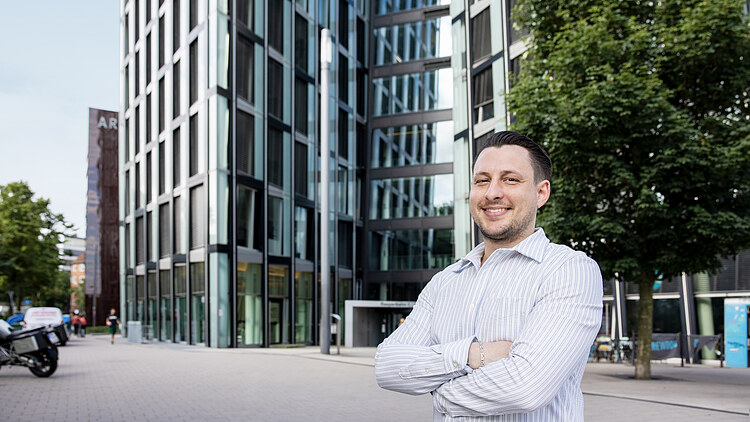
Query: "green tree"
509 0 750 379
0 181 72 310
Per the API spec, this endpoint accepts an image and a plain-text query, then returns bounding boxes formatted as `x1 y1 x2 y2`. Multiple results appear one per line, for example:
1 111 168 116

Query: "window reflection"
372 69 453 117
374 17 452 66
370 174 454 220
371 121 453 168
368 229 454 270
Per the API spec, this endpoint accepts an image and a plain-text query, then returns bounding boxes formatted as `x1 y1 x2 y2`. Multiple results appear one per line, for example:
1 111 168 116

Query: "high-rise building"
120 0 749 350
86 108 120 326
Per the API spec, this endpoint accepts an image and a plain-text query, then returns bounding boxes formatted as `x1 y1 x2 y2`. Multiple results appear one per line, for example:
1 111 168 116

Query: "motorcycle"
0 319 58 377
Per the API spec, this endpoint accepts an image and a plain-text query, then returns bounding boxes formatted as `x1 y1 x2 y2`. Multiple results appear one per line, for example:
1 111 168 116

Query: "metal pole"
320 28 332 355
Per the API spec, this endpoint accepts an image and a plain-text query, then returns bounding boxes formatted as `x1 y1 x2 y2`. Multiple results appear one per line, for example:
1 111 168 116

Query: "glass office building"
120 0 749 348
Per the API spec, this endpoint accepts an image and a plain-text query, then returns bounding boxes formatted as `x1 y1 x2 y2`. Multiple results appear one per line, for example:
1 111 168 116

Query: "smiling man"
375 131 603 421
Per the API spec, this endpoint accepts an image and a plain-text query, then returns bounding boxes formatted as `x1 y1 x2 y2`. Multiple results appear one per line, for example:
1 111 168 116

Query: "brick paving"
2 335 749 421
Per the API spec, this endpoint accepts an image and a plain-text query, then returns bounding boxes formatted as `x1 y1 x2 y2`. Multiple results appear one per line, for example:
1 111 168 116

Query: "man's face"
470 145 550 249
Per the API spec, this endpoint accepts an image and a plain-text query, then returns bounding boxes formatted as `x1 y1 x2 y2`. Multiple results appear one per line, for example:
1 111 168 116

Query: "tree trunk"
635 274 654 380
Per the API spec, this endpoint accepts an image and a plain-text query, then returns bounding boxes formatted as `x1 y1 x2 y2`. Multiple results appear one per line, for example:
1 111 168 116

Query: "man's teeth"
485 208 509 214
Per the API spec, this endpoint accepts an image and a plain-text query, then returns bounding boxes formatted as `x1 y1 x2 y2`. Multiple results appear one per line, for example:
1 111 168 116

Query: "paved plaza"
2 335 749 421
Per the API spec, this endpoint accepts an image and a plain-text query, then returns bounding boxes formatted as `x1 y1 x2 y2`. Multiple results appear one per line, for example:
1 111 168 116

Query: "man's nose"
485 179 504 200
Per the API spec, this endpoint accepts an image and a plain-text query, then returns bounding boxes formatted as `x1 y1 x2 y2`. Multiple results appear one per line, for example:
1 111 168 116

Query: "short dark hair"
474 131 552 183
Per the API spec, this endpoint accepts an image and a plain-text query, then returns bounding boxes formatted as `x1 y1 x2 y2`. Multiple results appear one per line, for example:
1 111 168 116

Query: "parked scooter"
0 319 58 377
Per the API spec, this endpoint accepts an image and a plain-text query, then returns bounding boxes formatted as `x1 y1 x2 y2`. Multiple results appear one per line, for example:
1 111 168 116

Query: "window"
159 203 170 257
173 127 181 186
237 110 254 175
294 142 308 197
158 141 166 194
473 67 494 123
237 186 258 250
136 215 144 264
190 184 204 249
295 14 308 73
125 170 131 216
268 59 283 120
146 211 153 261
237 262 262 345
339 0 348 49
294 78 308 135
135 105 141 154
294 206 311 260
159 77 165 133
338 109 348 161
371 122 454 169
339 53 348 103
268 0 283 54
146 92 152 142
159 15 165 68
472 8 491 63
238 0 252 29
268 126 283 188
268 196 289 256
135 51 141 95
135 162 141 208
173 0 181 53
146 0 152 22
173 62 180 118
189 0 198 30
174 196 184 253
146 151 152 203
189 114 198 176
125 223 131 267
125 64 130 110
369 174 454 219
237 36 253 104
338 220 352 268
146 33 152 85
125 116 130 161
135 0 140 42
189 41 198 105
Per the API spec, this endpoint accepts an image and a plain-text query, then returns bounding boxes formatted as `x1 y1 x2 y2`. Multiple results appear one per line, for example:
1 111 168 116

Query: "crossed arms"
374 256 603 417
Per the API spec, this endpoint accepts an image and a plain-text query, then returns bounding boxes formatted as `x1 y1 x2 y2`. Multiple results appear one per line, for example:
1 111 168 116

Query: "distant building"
58 236 85 273
70 253 85 312
86 108 120 326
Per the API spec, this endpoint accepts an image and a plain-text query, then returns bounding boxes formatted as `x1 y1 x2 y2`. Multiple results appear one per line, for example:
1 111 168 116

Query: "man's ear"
536 180 550 209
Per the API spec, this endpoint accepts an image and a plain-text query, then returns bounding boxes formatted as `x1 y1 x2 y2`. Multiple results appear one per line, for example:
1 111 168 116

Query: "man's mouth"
483 206 511 216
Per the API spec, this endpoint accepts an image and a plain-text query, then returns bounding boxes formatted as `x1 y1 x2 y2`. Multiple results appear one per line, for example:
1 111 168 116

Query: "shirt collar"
454 228 549 272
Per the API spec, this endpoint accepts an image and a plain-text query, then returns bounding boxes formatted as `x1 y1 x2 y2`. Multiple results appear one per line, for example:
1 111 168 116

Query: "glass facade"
119 0 750 350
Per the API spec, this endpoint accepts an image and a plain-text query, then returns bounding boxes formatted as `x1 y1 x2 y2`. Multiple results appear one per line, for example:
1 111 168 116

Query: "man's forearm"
375 336 475 395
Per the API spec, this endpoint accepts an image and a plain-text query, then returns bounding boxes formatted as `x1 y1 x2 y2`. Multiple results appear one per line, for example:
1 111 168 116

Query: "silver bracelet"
479 341 485 367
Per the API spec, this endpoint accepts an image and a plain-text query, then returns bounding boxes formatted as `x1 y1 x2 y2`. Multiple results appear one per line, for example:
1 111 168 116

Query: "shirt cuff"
398 336 476 379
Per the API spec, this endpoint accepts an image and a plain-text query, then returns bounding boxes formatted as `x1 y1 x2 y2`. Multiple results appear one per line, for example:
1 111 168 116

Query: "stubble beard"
473 206 536 247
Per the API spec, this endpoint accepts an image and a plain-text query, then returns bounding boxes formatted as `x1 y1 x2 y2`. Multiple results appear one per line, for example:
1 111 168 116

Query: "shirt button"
453 362 458 368
470 303 475 309
425 369 430 374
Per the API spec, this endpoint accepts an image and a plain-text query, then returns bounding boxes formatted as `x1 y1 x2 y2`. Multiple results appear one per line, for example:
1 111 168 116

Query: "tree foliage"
0 181 71 309
509 0 750 378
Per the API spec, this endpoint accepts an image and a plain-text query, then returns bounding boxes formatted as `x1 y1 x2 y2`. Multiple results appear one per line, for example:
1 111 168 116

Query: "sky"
0 2 120 238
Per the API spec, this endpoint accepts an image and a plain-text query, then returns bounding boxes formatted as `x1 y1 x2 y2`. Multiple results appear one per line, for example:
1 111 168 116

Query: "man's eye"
505 178 519 183
474 179 489 184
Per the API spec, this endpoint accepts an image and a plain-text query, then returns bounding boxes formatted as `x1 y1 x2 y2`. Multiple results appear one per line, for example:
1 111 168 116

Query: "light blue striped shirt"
375 228 603 421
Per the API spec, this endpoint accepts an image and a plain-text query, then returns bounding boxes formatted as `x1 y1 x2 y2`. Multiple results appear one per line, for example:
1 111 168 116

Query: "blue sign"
724 300 749 368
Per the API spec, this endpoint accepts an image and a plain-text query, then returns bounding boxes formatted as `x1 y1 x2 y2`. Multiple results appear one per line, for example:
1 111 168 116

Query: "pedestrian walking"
106 308 121 344
71 310 81 337
79 313 87 338
375 131 603 421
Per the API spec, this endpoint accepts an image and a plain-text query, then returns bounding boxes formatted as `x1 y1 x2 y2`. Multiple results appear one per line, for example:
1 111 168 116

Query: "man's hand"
468 340 513 369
